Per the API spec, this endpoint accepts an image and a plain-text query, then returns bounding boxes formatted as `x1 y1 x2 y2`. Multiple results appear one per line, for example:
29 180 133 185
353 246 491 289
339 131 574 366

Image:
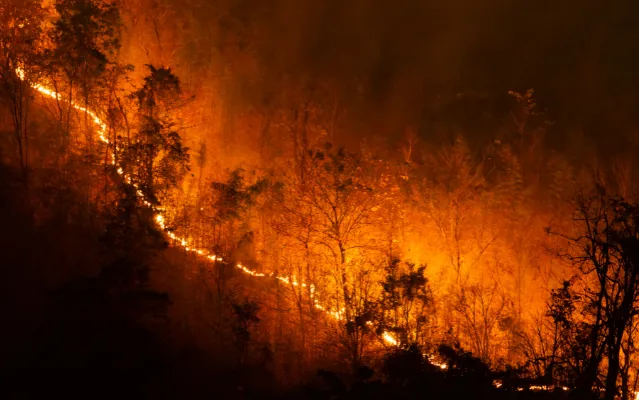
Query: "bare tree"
550 190 639 399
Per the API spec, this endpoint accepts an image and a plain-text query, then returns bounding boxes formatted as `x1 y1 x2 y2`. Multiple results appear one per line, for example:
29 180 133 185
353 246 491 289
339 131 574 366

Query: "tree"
419 137 508 358
455 280 510 363
100 179 166 289
507 88 552 186
378 258 432 349
211 168 268 232
545 281 579 383
48 0 121 142
120 65 190 205
296 144 391 372
0 0 45 183
550 191 639 399
231 298 261 366
206 168 267 299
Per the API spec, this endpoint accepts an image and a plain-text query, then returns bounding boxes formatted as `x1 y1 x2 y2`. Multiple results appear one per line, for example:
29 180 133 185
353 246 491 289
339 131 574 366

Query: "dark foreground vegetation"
0 163 578 400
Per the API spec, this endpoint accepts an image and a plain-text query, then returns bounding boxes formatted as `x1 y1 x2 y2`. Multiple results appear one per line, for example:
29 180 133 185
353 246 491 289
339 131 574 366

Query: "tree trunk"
604 336 622 400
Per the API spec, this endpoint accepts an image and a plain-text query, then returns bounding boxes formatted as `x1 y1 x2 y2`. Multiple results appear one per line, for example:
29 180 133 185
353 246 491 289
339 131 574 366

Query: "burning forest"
3 1 639 399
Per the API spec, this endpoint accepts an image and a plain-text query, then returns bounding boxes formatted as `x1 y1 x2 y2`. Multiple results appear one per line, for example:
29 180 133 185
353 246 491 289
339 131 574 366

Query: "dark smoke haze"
159 0 639 152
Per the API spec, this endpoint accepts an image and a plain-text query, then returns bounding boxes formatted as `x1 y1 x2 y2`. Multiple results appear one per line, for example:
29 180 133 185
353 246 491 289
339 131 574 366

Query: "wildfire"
528 385 569 392
428 356 448 370
19 65 592 396
382 331 398 346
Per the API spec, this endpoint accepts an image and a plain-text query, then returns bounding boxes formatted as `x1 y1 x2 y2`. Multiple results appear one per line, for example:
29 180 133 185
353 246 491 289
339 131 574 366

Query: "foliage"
378 258 432 348
231 297 261 364
547 193 639 398
120 65 190 204
0 0 46 181
49 0 121 90
211 168 268 223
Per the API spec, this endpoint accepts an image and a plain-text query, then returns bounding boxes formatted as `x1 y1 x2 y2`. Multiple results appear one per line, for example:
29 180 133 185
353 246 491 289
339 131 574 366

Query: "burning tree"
303 145 386 371
378 258 433 349
119 65 190 205
47 0 121 142
270 142 396 372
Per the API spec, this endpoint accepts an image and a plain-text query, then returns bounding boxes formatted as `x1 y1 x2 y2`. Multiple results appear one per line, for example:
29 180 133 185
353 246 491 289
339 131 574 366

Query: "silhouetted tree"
48 0 121 140
0 0 45 184
231 298 261 365
378 258 432 348
550 191 639 399
120 65 190 204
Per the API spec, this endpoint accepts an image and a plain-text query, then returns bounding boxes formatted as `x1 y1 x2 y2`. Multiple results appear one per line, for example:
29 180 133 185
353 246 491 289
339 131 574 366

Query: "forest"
3 1 639 399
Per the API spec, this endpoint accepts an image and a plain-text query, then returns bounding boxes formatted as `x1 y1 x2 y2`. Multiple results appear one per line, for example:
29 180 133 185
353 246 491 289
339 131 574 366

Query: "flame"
426 354 448 370
382 332 398 346
529 385 553 391
492 382 572 393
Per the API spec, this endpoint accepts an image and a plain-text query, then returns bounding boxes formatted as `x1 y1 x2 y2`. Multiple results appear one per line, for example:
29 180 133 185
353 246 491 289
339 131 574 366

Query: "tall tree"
378 258 432 348
207 168 267 298
298 144 391 371
120 65 190 205
48 0 121 142
0 0 45 183
550 191 639 399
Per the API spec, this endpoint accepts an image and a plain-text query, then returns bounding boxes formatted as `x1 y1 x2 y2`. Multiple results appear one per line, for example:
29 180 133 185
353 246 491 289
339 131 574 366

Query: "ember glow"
382 331 398 346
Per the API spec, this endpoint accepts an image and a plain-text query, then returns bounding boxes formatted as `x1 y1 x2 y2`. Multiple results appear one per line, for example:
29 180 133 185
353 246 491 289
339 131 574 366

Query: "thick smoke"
128 0 639 155
246 0 639 142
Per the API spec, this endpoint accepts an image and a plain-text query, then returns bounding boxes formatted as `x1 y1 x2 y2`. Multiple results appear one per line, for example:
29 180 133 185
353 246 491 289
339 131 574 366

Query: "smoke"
130 0 639 154
256 0 639 141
